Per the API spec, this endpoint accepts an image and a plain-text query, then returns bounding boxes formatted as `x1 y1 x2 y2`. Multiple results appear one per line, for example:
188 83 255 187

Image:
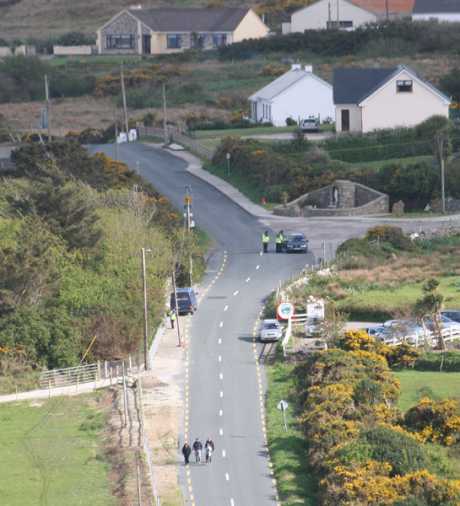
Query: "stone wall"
274 179 389 217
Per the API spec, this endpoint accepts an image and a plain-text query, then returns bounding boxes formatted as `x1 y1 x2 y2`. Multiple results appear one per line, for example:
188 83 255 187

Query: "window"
106 34 135 49
397 79 413 93
326 20 353 29
212 33 227 47
167 34 182 49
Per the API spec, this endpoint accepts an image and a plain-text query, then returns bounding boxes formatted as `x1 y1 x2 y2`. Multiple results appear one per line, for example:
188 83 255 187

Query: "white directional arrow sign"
277 400 289 432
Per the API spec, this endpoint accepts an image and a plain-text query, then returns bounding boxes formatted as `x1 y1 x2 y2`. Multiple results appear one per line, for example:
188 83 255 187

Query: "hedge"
414 352 460 372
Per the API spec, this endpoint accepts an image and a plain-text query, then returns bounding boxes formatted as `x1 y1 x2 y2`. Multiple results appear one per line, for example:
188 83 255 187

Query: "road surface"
90 143 312 505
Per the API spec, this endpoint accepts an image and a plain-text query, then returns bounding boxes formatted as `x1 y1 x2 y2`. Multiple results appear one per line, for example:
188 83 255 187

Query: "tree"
414 278 445 370
440 68 460 102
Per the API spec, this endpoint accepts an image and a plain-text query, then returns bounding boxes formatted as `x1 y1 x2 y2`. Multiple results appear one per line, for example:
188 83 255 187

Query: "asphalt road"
90 143 312 506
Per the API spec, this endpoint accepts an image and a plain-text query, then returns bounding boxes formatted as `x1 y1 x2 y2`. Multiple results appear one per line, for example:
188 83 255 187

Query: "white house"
333 65 451 133
412 0 460 22
283 0 377 33
249 64 334 127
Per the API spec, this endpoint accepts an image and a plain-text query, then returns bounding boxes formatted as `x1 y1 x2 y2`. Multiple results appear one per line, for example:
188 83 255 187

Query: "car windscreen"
177 294 190 300
264 323 279 329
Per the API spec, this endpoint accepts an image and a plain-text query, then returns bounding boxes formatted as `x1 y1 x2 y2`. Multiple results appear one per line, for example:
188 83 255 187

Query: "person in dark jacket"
205 437 215 463
182 442 192 465
192 438 203 463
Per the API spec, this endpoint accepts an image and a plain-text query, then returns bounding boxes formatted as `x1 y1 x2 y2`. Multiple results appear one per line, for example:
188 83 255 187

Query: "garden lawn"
193 125 297 138
0 393 114 506
395 370 460 412
266 361 317 505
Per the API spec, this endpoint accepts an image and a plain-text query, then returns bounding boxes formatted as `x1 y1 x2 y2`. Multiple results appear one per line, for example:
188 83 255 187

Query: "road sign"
277 399 289 432
276 302 294 320
307 298 325 320
277 400 288 411
184 195 192 205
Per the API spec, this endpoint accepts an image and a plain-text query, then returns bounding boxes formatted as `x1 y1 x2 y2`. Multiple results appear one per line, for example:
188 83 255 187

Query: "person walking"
182 442 192 465
205 437 215 464
168 308 177 329
262 230 270 254
193 438 203 463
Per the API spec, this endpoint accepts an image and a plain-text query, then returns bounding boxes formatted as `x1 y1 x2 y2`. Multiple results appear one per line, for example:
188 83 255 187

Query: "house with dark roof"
248 64 334 126
333 65 450 133
412 0 460 22
96 7 268 55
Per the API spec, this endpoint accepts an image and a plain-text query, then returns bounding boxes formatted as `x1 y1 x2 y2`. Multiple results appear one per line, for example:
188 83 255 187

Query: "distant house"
96 7 269 55
283 0 413 34
249 64 334 126
412 0 460 22
333 65 451 133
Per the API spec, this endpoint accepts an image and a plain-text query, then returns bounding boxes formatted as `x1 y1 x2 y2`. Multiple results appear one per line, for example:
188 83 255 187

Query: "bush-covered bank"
0 140 204 390
219 20 460 61
288 332 460 505
211 118 460 209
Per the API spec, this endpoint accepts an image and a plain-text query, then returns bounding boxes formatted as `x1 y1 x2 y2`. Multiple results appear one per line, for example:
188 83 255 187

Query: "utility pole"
337 0 340 27
184 186 194 286
120 64 129 138
44 74 51 141
171 263 182 347
114 112 119 161
385 0 389 20
436 131 447 214
162 82 168 145
141 248 151 370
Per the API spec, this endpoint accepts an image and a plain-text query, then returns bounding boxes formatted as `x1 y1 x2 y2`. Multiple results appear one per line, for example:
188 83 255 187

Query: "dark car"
170 288 198 315
441 310 460 324
283 232 308 253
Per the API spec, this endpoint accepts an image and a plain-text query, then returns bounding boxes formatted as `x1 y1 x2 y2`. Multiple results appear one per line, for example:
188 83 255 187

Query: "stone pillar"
335 180 355 208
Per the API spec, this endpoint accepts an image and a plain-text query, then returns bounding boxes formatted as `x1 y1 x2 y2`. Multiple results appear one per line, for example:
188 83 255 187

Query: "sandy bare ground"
140 318 187 506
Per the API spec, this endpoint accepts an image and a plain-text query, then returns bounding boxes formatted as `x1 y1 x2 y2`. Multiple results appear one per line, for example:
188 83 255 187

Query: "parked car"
283 232 308 253
300 118 320 133
170 288 197 315
260 319 283 342
305 317 322 337
441 310 460 324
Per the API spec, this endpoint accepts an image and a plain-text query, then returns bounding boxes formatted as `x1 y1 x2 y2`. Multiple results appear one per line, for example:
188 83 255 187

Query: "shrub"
366 225 413 251
285 117 297 126
404 398 460 446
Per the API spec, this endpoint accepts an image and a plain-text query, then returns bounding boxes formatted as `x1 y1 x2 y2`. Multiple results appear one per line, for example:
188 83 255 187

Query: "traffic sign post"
276 302 294 321
277 400 289 432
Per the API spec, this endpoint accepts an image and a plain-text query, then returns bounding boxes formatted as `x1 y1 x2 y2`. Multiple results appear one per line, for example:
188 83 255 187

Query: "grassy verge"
0 393 114 506
395 370 460 412
266 361 317 505
193 125 298 138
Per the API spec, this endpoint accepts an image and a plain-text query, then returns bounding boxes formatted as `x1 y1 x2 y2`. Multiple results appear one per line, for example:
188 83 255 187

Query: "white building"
249 64 334 127
283 0 377 33
333 65 451 133
412 0 460 22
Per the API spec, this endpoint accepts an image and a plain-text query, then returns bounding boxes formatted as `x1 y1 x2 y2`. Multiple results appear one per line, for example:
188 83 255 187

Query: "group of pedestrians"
262 230 285 254
182 437 215 465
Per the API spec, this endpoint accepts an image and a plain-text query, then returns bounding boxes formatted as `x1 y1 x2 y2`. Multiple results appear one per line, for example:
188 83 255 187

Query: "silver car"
260 319 283 342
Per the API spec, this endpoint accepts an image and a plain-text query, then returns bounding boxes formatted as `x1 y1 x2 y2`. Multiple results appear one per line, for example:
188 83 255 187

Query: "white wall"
413 13 460 22
0 47 12 57
53 45 93 56
360 69 450 132
335 104 362 132
271 74 334 126
291 0 376 32
232 9 269 42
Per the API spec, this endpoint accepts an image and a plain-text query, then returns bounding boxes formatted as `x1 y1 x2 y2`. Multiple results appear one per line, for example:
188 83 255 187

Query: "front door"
142 34 151 54
341 109 350 132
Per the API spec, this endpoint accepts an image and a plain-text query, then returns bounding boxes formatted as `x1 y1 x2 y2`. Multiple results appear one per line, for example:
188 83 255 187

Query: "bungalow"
282 0 413 34
333 65 451 133
96 7 269 55
249 64 334 126
412 0 460 22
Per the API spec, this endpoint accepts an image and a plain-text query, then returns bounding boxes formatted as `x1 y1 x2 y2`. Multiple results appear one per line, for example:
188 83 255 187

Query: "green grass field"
0 394 114 506
266 361 317 505
337 275 460 321
395 370 460 412
193 125 297 139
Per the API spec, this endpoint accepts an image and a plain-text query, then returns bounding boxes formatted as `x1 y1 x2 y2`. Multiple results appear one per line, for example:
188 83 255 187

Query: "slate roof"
413 0 460 13
249 67 331 101
333 67 396 104
352 0 414 14
130 7 250 32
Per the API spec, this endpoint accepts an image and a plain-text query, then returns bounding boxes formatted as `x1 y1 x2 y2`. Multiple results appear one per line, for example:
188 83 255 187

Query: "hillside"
0 0 250 40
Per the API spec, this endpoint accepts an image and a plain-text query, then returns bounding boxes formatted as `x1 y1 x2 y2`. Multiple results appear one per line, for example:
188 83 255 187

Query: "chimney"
304 64 313 73
291 63 301 71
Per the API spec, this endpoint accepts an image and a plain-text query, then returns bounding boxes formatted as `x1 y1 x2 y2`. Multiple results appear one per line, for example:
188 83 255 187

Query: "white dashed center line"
219 409 223 416
218 338 222 344
233 290 239 296
230 498 235 506
224 305 229 311
219 428 224 436
219 372 223 380
256 265 260 270
225 473 230 481
222 449 227 458
218 355 222 362
220 391 224 398
219 321 224 328
245 277 251 283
